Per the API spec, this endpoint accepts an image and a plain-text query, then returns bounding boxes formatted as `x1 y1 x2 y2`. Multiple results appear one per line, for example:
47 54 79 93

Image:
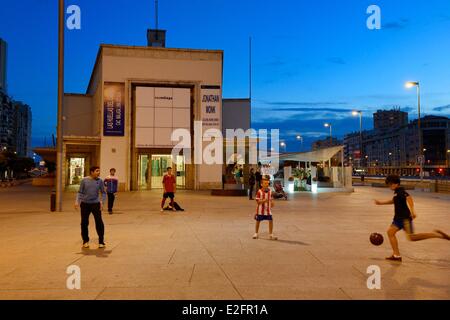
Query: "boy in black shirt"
374 175 449 262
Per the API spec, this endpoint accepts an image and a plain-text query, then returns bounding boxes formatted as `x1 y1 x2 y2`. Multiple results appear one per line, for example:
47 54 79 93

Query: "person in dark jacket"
374 175 449 262
255 168 262 189
248 168 256 200
75 166 107 249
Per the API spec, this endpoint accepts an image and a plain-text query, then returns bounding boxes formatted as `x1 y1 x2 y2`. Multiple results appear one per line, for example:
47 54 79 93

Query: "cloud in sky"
433 104 450 112
258 100 348 106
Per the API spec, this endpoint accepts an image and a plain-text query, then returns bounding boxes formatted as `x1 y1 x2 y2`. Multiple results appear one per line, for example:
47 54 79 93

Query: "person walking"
75 166 107 249
104 168 119 214
248 168 256 200
255 168 262 189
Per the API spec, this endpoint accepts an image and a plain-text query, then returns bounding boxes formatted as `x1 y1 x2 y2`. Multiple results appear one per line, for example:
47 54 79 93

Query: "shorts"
392 218 414 234
255 214 273 221
163 192 175 199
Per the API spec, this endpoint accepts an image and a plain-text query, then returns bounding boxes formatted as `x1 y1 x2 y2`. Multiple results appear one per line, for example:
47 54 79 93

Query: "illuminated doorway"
137 154 185 190
69 157 85 185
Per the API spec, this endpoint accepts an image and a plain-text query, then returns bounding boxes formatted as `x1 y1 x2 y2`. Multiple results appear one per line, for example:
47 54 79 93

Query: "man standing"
161 167 176 212
75 166 107 249
248 168 256 200
255 168 262 189
104 168 118 214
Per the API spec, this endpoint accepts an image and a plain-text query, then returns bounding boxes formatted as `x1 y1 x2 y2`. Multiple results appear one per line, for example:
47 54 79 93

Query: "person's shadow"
368 258 449 299
262 239 310 246
77 248 113 258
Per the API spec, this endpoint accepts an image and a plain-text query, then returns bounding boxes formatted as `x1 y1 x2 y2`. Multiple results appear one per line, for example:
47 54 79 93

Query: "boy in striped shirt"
253 175 277 240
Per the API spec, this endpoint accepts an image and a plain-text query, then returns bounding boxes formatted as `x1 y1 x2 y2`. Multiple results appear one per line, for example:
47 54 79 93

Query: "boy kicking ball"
253 175 277 240
374 175 449 262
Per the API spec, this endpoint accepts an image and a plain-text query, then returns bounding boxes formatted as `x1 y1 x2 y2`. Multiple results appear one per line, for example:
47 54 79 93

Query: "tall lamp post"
324 123 332 146
56 0 65 211
405 81 423 183
296 135 303 152
352 110 363 168
280 141 287 153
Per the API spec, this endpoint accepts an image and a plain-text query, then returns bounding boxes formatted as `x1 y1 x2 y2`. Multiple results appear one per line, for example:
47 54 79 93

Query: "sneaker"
252 233 258 239
172 207 176 211
98 243 106 249
82 242 89 248
160 208 164 212
108 210 113 215
385 255 402 262
435 230 450 240
269 235 278 240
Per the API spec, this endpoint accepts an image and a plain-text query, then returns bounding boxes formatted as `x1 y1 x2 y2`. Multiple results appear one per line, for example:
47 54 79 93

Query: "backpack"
173 202 185 211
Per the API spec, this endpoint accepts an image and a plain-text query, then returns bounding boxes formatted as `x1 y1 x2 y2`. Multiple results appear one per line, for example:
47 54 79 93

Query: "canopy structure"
259 146 353 193
260 146 344 164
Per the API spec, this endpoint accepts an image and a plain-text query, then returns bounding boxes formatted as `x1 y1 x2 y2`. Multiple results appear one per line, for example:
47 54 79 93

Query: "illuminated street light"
324 123 332 145
405 80 423 182
352 110 364 168
296 135 303 151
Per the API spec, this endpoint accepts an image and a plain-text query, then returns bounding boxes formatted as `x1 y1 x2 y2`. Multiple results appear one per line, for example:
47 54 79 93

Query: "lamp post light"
55 0 65 212
405 81 423 183
280 142 286 153
352 110 363 168
324 123 332 146
296 135 303 152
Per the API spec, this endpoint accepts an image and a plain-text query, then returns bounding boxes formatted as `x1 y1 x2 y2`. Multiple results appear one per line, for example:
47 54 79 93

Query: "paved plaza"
0 184 449 300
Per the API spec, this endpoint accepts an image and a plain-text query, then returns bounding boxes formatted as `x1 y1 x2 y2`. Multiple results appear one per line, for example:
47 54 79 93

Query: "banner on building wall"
200 85 221 133
104 83 125 136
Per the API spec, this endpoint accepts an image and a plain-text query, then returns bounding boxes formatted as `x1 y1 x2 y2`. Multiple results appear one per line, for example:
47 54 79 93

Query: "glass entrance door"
138 155 150 190
138 154 185 190
69 157 85 185
151 155 172 189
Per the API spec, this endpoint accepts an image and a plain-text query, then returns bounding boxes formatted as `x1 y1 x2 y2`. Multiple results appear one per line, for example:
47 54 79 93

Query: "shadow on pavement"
77 248 113 258
262 239 310 246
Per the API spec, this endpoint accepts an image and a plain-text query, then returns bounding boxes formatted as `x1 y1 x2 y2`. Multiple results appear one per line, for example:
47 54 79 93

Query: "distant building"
373 108 408 131
13 101 32 157
312 137 342 151
0 91 14 151
344 111 450 175
0 38 7 93
0 91 33 156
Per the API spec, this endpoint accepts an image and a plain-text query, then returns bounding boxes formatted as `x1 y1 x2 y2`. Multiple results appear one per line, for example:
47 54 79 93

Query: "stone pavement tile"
0 288 104 300
168 248 217 265
96 284 241 300
70 262 193 288
188 264 232 286
219 264 329 288
236 286 349 300
0 265 75 290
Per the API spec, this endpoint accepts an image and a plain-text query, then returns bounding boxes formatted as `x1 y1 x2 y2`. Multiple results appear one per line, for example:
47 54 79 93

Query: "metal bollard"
50 190 56 212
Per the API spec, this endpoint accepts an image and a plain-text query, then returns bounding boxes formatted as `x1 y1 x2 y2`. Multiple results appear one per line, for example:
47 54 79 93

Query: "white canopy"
260 146 344 163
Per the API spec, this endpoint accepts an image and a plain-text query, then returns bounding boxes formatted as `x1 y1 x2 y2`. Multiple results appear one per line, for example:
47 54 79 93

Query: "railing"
352 176 450 194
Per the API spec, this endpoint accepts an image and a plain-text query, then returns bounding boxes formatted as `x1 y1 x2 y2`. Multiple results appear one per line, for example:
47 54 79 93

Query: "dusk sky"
1 0 450 152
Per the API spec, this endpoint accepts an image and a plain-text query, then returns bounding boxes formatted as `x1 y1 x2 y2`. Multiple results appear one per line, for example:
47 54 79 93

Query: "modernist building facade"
63 44 251 191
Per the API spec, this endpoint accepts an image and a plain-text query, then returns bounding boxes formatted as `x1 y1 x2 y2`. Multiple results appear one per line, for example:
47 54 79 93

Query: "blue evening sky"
1 0 450 151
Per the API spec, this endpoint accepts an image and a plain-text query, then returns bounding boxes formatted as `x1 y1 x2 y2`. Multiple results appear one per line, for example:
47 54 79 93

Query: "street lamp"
405 81 423 183
280 142 286 153
324 123 332 146
296 135 303 151
352 110 363 168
